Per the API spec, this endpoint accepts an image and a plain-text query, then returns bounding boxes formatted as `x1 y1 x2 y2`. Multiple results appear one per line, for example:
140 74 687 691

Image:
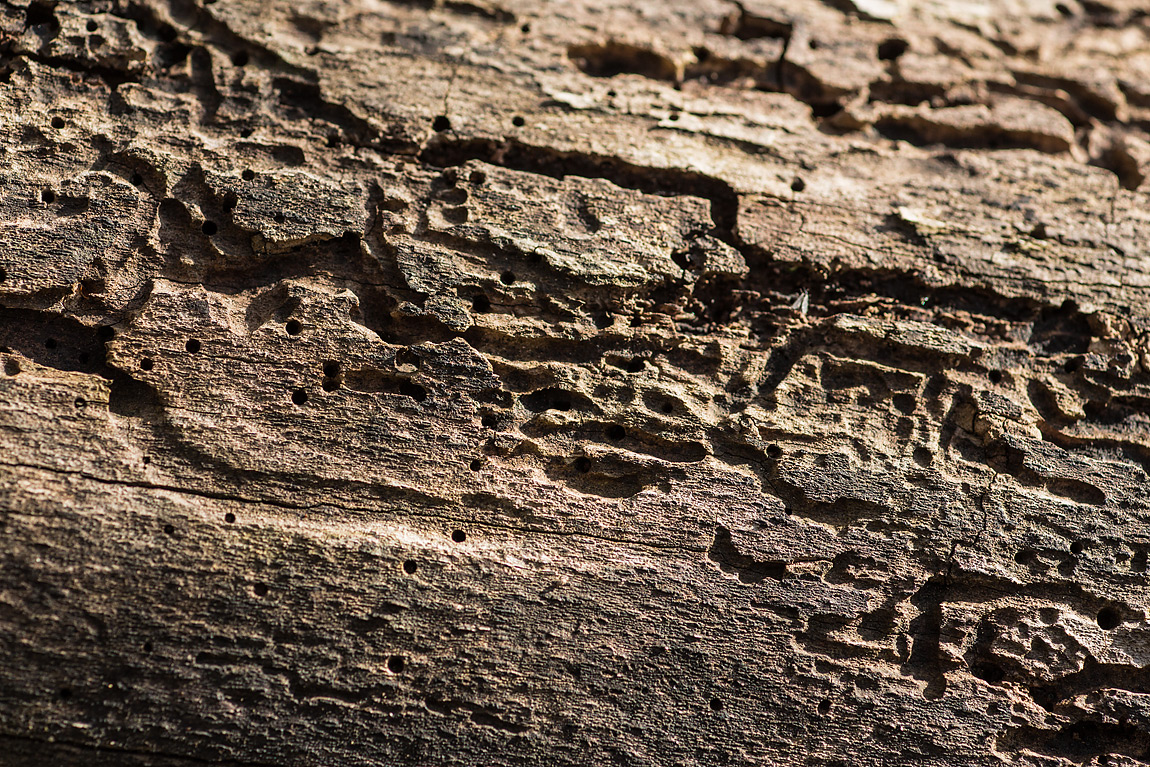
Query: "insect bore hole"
1097 606 1121 630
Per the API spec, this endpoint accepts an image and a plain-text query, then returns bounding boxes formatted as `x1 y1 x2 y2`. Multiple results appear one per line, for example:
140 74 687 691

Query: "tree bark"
3 0 1150 764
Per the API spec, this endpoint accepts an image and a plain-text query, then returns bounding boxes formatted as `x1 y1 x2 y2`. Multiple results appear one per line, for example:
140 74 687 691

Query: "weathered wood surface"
3 0 1150 764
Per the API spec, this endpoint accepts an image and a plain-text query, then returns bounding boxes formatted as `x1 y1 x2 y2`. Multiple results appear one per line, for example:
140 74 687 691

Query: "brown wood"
3 0 1150 764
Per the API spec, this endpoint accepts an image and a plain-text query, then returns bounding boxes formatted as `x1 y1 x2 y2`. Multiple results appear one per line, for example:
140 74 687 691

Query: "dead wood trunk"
3 0 1150 764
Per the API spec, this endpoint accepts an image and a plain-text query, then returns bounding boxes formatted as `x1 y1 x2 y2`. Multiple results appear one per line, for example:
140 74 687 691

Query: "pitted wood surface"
3 0 1150 764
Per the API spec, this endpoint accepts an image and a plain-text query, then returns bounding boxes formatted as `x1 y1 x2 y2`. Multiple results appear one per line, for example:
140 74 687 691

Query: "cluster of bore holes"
322 360 340 392
304 348 425 405
284 321 309 405
437 172 469 224
432 115 523 131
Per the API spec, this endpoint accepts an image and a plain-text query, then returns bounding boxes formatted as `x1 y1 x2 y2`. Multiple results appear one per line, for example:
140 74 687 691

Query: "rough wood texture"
4 0 1150 764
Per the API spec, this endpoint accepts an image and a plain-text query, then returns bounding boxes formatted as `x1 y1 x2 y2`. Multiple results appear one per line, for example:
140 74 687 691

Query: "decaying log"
4 0 1150 764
